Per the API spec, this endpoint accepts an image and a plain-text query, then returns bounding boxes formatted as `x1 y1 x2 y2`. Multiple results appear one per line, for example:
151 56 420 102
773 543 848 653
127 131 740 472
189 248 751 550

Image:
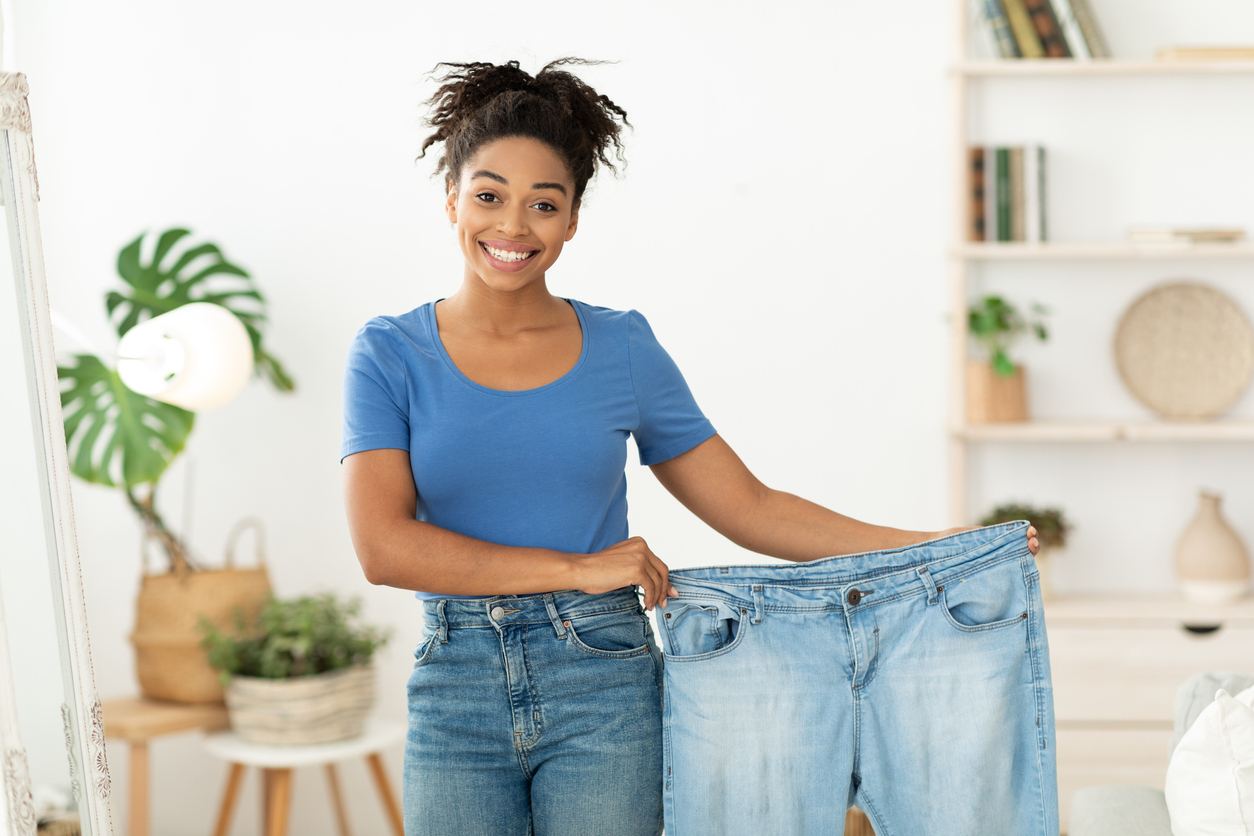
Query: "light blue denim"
403 585 664 835
658 519 1059 835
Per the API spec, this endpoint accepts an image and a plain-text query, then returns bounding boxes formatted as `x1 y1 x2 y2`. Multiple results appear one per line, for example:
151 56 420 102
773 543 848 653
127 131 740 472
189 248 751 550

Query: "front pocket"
937 556 1031 634
564 610 652 659
659 596 748 662
412 628 441 667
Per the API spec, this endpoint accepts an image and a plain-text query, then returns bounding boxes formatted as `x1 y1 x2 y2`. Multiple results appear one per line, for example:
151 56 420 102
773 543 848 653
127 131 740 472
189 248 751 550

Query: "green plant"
979 503 1072 549
56 227 295 572
968 294 1050 376
197 593 391 684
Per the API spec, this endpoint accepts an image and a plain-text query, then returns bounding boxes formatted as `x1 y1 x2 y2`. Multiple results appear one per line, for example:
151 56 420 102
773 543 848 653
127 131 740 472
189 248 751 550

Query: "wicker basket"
130 517 273 704
224 663 376 745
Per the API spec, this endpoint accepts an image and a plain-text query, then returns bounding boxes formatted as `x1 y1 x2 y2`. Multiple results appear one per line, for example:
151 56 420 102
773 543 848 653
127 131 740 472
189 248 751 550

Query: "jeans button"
846 588 863 606
490 605 505 619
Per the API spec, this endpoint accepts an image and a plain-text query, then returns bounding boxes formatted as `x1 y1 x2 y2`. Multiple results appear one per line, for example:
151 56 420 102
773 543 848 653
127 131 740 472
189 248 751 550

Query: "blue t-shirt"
339 296 717 601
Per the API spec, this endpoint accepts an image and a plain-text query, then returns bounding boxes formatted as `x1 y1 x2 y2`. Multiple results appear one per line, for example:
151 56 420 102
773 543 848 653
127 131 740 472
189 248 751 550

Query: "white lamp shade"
116 302 254 410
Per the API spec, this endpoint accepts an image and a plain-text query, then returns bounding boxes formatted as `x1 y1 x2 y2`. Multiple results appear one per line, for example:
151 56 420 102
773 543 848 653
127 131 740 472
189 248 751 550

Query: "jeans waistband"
665 519 1033 611
420 585 642 630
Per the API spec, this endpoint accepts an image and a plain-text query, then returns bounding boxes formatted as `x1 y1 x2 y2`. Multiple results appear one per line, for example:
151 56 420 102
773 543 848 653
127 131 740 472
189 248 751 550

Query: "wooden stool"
101 696 231 836
202 716 405 836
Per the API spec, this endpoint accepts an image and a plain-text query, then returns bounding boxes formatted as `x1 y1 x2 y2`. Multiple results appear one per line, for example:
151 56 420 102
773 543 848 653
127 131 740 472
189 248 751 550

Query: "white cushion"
1164 683 1254 834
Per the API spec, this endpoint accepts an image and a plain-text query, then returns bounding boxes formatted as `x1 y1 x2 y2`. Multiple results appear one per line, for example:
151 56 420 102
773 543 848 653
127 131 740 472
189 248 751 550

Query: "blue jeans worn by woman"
403 585 664 835
659 518 1059 835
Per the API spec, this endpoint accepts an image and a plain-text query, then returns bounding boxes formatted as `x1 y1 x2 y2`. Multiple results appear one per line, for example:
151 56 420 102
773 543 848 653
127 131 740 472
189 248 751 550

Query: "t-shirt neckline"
426 296 589 396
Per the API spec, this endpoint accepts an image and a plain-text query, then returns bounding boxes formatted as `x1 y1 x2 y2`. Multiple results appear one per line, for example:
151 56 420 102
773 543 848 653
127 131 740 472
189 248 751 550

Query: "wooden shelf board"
954 59 1254 76
952 420 1254 442
952 242 1254 260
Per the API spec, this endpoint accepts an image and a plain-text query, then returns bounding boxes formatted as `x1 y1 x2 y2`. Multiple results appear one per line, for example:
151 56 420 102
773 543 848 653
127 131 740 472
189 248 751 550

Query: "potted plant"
198 592 391 745
966 294 1050 423
980 503 1072 600
55 226 296 703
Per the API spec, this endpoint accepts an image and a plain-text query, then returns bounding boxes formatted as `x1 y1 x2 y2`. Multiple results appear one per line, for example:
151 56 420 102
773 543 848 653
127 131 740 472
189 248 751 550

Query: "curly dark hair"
416 58 632 210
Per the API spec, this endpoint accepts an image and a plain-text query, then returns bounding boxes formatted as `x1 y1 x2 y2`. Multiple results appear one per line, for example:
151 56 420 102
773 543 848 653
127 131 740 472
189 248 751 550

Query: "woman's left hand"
934 524 1039 555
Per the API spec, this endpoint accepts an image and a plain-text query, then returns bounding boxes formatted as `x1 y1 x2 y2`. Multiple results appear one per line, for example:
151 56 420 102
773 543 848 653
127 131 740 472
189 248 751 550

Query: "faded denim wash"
658 518 1059 835
403 585 664 835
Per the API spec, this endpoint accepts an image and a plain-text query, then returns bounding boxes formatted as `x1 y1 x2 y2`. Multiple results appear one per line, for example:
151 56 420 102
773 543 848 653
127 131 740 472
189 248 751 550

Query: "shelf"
1041 591 1254 624
953 420 1254 442
953 59 1254 76
952 242 1254 261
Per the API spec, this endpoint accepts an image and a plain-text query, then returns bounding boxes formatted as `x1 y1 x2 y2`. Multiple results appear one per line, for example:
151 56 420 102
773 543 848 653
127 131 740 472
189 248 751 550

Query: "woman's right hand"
569 536 678 611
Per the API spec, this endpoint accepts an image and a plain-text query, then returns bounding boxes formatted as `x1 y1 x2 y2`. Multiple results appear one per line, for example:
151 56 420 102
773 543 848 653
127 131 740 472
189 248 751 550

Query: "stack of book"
967 145 1048 243
972 0 1110 59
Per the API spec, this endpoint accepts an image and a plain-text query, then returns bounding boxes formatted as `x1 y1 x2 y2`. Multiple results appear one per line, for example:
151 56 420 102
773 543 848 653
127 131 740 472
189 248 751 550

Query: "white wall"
4 0 1254 833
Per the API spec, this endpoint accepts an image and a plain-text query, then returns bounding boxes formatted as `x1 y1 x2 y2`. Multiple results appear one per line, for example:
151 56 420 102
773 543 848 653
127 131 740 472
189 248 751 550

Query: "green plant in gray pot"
55 226 295 572
198 593 392 744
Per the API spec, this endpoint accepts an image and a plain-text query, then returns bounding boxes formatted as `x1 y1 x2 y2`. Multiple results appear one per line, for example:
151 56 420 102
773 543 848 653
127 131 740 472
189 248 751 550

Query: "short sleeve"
340 317 411 464
627 309 717 466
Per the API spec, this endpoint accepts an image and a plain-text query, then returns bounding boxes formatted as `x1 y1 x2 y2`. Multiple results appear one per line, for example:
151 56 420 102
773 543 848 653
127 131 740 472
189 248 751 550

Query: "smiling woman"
339 58 696 836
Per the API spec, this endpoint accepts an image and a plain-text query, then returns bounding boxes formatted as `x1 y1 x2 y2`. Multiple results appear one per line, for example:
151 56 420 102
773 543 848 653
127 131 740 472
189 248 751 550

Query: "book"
1024 0 1072 57
984 147 998 241
1001 0 1045 58
969 146 987 241
977 0 1022 59
996 148 1012 241
1047 0 1093 59
1155 46 1254 61
1067 0 1111 58
1010 147 1025 240
1024 145 1040 243
1127 226 1247 243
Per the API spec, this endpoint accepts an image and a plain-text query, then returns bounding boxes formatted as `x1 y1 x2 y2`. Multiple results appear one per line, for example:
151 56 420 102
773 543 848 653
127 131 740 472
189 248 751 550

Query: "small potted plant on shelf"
980 503 1072 600
198 592 391 745
967 294 1050 423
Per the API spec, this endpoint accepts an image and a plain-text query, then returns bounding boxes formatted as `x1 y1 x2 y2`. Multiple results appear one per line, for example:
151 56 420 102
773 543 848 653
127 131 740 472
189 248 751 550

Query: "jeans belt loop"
543 593 568 639
751 584 764 624
916 564 940 605
436 599 449 643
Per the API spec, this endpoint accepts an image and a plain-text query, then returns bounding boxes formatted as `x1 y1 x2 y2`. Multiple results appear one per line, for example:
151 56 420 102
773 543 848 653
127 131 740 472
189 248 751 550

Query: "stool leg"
262 768 273 835
323 763 353 836
267 768 293 836
130 741 149 836
364 752 403 836
212 762 245 836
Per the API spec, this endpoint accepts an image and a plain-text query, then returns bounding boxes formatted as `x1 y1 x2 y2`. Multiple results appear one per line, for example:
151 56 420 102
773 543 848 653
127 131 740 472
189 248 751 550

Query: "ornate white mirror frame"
0 71 114 836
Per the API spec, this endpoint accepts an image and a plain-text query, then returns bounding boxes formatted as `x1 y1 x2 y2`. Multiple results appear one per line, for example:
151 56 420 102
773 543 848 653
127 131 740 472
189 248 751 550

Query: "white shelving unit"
949 6 1254 830
946 9 1254 525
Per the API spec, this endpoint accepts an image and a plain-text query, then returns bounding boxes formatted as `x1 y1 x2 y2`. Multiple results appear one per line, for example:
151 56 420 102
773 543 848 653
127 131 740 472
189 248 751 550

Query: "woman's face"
446 135 578 290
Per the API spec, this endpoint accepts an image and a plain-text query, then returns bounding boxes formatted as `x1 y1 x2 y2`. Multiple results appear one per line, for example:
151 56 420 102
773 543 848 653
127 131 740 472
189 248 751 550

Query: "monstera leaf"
107 227 294 391
58 354 194 487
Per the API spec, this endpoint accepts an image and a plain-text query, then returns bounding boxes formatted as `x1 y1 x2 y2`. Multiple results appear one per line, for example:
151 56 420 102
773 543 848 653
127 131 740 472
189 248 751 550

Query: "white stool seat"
202 715 405 767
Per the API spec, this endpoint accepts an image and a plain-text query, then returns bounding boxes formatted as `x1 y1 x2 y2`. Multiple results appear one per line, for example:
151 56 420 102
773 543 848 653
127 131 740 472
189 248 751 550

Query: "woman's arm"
343 448 579 594
649 434 1037 561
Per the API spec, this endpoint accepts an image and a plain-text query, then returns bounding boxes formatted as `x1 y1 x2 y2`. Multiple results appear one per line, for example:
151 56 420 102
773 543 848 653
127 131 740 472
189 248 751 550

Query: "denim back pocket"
937 554 1031 634
659 596 748 662
564 608 652 659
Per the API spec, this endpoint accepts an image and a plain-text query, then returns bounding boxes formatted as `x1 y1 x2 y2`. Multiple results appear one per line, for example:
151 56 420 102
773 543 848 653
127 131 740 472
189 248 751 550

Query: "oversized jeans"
658 518 1059 835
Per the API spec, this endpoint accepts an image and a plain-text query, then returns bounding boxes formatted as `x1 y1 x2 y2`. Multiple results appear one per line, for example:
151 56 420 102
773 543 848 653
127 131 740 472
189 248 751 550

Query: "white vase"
1174 489 1251 604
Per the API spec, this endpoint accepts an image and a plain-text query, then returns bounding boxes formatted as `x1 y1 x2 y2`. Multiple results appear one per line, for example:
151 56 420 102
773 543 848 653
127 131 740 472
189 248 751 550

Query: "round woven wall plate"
1113 280 1254 419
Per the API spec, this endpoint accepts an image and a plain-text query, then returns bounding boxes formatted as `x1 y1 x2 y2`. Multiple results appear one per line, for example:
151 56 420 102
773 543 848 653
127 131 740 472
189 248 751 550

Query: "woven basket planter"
224 662 375 745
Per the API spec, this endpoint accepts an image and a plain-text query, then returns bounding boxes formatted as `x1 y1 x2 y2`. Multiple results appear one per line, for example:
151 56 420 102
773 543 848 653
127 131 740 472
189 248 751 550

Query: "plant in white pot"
198 592 391 745
966 294 1050 423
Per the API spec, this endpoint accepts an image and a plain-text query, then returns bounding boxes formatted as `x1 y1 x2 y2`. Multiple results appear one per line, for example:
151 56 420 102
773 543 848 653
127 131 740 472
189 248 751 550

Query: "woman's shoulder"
349 300 438 355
